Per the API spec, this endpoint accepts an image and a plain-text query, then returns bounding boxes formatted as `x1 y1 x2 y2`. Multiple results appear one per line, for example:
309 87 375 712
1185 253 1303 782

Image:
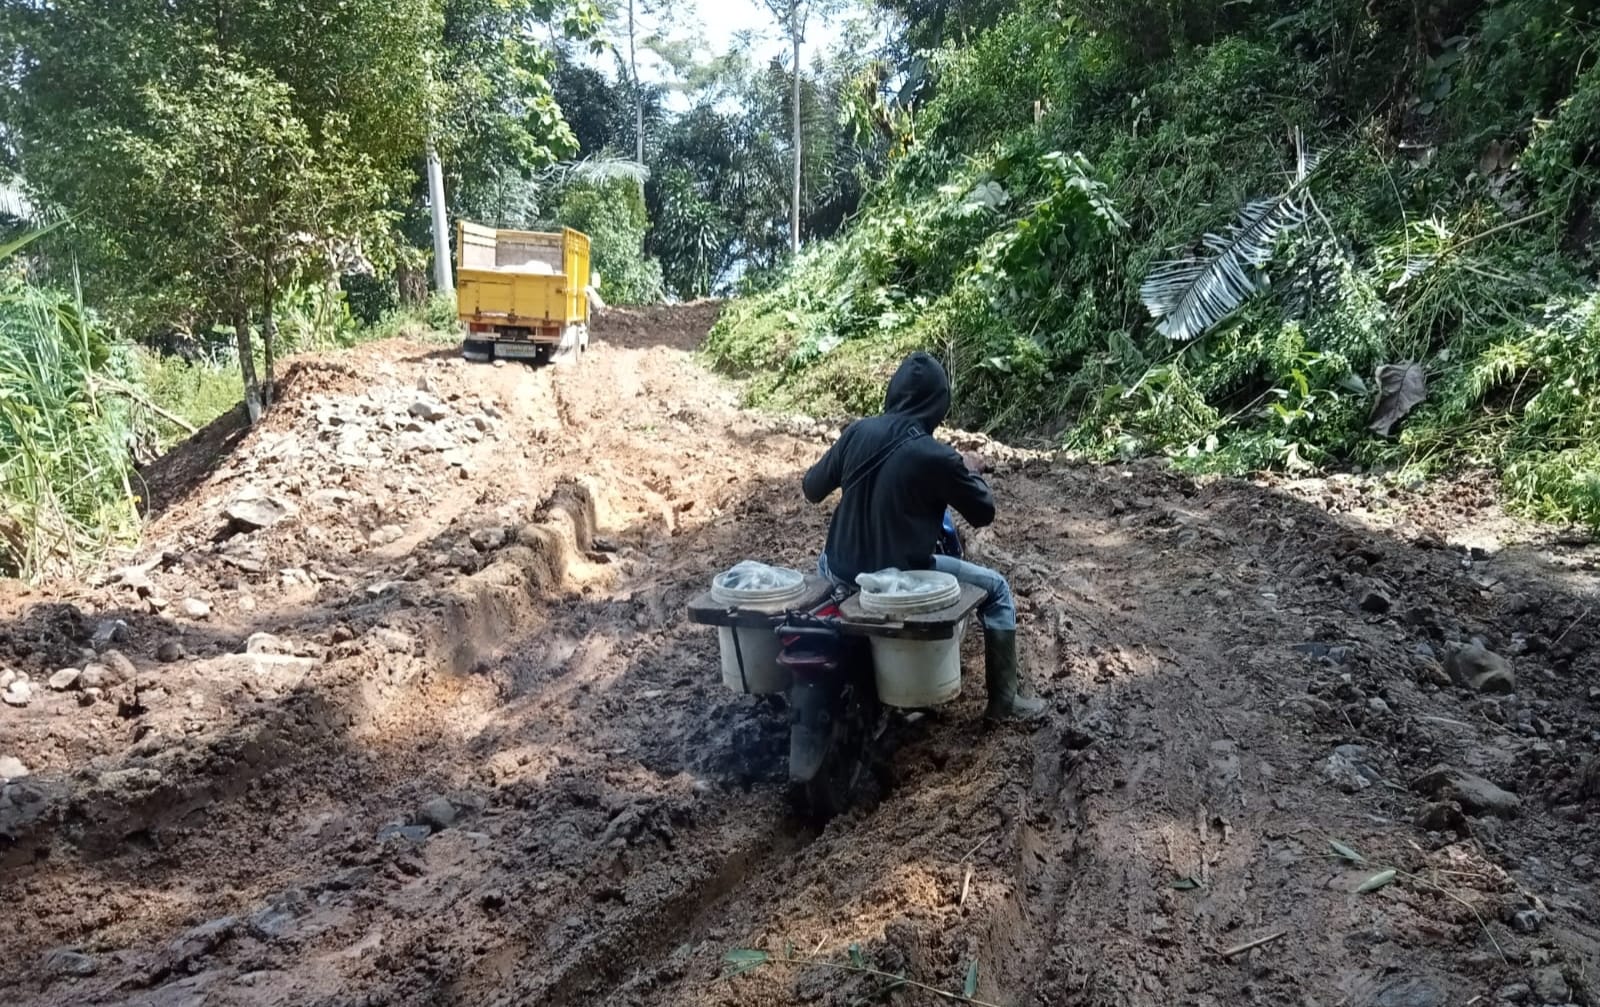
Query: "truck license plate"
496 343 542 359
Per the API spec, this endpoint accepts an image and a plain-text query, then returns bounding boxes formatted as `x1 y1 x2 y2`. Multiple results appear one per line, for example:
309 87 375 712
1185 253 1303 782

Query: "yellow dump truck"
455 222 598 364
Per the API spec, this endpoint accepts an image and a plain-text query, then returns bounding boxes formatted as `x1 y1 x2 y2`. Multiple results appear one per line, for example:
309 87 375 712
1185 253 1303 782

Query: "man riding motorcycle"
802 351 1046 721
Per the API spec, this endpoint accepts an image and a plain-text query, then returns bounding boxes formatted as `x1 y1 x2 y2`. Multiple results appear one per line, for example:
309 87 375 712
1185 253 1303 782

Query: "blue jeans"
817 554 1017 632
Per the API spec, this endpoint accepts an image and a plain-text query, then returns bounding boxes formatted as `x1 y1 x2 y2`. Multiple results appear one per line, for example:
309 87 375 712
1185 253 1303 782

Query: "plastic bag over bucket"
711 560 807 608
709 560 808 696
855 568 962 616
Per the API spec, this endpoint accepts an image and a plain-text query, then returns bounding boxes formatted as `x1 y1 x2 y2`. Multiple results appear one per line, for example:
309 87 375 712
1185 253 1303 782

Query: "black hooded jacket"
803 352 996 583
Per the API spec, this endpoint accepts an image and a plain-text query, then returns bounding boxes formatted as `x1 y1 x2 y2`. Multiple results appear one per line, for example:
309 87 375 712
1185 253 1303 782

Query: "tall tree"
0 0 434 415
757 0 846 254
595 0 687 165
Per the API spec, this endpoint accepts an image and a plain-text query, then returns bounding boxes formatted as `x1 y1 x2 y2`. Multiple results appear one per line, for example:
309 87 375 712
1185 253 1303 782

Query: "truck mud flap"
547 323 586 367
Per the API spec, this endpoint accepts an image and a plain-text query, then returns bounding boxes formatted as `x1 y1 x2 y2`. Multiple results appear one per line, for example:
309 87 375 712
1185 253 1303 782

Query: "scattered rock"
180 598 213 621
245 633 296 656
43 947 99 977
1372 977 1446 1007
0 668 13 690
3 679 32 707
0 755 29 780
1511 909 1543 934
111 565 156 596
91 619 130 650
378 823 433 844
371 627 415 655
1411 764 1520 818
1293 641 1352 664
1368 696 1392 717
101 650 138 682
156 640 186 664
74 659 107 691
47 668 81 691
247 892 306 941
1445 642 1515 693
1414 802 1468 834
1530 967 1569 1005
1360 589 1394 615
418 796 458 832
408 396 450 422
368 524 405 547
226 490 298 532
1494 983 1529 1004
470 526 507 552
1323 744 1380 793
163 915 238 971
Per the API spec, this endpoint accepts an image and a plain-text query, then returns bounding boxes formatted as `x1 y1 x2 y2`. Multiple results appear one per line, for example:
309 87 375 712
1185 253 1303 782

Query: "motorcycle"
687 512 977 820
777 510 964 818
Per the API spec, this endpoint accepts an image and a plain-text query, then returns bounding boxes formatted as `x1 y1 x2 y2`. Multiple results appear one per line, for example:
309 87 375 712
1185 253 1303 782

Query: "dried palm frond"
1140 129 1322 341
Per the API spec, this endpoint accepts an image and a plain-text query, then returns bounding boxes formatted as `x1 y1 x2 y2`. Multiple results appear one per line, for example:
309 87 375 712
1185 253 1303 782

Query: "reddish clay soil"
2 301 1598 1007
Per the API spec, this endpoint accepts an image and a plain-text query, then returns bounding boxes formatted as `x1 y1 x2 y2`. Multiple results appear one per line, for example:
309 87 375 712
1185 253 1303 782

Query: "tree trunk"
397 264 427 306
234 308 261 424
261 268 277 411
790 0 802 255
631 0 644 164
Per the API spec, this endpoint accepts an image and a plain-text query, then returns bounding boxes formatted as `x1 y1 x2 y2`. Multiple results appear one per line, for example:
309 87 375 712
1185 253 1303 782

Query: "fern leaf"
1141 192 1310 341
1141 128 1321 341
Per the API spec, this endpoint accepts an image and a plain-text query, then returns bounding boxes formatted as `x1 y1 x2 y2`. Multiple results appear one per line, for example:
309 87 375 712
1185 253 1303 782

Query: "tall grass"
133 345 245 442
0 276 140 580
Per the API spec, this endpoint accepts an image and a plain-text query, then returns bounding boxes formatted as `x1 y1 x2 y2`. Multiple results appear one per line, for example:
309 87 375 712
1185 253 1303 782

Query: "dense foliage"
709 0 1600 526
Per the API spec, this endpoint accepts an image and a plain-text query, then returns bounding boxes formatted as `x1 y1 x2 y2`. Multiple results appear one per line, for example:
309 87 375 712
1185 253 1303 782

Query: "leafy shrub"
711 0 1600 526
558 175 663 305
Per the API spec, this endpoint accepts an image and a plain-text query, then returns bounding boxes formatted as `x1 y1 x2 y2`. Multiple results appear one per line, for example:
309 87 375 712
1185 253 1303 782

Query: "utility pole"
426 140 453 294
789 0 802 255
631 0 645 164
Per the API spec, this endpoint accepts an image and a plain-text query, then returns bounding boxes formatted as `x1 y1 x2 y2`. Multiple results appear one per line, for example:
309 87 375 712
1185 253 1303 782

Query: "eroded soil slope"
3 301 1599 1007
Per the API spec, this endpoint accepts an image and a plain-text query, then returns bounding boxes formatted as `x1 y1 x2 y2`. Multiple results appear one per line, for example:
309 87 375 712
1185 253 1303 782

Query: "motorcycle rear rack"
686 575 985 641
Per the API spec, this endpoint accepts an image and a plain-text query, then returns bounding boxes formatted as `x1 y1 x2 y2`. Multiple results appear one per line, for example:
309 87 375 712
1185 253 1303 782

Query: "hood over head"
883 351 951 432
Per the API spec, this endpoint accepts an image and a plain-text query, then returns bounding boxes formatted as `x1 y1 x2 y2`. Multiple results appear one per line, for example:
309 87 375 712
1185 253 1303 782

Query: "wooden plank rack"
686 577 985 642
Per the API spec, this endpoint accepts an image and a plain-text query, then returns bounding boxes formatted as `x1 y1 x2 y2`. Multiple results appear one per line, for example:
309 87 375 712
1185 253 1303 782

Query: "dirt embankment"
3 299 1599 1007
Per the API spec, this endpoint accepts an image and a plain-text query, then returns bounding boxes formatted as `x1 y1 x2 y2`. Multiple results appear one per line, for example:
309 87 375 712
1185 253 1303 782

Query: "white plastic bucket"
718 626 788 694
856 569 966 708
870 622 966 708
711 562 809 695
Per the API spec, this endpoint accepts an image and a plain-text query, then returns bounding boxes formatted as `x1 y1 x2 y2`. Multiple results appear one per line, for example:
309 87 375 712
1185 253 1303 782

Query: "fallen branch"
1396 869 1506 963
1220 931 1286 959
91 377 199 435
1552 607 1591 649
960 833 995 863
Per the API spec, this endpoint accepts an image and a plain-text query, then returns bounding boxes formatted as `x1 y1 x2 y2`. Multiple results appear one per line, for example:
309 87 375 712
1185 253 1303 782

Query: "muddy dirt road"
2 303 1599 1007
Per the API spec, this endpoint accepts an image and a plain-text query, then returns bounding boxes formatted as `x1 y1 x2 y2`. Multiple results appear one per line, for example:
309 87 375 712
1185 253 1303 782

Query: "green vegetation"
2 0 1597 577
709 0 1600 526
0 271 139 579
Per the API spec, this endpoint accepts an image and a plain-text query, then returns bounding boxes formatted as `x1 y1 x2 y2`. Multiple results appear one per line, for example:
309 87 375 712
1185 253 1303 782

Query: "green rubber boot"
984 629 1047 721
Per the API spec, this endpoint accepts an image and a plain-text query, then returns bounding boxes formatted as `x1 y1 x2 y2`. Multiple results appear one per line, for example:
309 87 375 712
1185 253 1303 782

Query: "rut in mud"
2 302 1599 1007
